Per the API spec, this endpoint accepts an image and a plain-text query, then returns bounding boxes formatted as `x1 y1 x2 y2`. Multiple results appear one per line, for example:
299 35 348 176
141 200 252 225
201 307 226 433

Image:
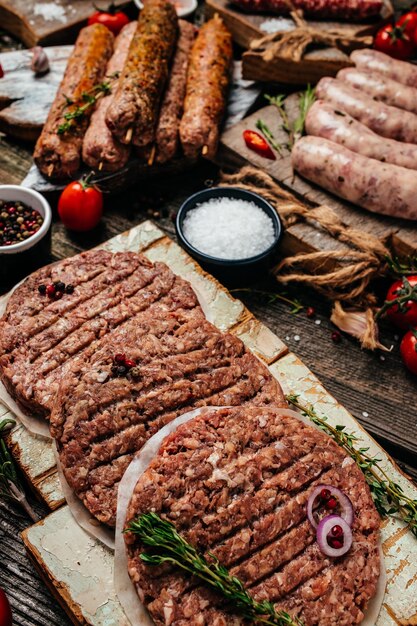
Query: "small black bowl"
176 187 282 286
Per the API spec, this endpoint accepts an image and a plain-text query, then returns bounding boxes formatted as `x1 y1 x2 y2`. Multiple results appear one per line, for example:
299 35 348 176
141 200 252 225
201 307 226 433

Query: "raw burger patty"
125 406 381 626
42 265 285 527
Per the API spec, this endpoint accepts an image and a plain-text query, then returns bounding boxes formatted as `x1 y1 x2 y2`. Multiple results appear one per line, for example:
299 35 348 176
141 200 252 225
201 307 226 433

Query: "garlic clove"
330 301 391 352
30 46 50 75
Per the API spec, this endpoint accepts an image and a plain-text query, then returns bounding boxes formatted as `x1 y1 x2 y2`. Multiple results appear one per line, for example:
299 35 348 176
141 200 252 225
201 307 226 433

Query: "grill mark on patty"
1 252 112 327
26 264 172 364
3 258 142 355
63 336 244 450
60 351 262 445
61 356 264 485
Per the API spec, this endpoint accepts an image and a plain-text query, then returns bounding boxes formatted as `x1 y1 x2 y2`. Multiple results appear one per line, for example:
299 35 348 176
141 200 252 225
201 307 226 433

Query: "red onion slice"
316 514 353 558
307 484 354 530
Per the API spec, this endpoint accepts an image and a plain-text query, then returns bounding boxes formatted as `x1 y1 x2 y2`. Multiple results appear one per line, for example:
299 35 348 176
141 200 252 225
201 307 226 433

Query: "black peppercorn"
65 284 74 294
38 284 47 295
55 281 66 292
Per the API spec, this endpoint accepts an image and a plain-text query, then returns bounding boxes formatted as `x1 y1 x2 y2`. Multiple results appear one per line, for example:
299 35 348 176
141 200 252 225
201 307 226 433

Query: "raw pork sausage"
337 67 417 115
292 136 417 220
351 49 417 88
306 101 417 170
82 22 136 172
179 15 232 160
316 77 417 143
105 0 177 149
33 24 114 180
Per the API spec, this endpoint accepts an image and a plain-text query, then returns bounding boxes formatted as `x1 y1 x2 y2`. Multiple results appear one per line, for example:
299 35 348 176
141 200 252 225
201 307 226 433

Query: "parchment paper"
113 405 386 626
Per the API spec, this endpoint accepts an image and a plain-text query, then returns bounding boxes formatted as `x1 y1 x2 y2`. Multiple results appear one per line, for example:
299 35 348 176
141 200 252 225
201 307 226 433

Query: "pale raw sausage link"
316 77 417 144
351 48 417 88
33 24 114 180
337 67 417 115
82 22 136 172
305 100 417 171
156 20 196 164
291 135 417 220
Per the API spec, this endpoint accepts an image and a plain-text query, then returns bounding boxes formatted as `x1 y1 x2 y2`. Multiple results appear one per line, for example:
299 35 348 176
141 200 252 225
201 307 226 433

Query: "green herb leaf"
126 512 304 626
286 395 417 539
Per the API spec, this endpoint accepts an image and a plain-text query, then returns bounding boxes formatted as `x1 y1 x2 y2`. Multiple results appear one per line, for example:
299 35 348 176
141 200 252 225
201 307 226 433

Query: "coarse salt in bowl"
176 187 282 285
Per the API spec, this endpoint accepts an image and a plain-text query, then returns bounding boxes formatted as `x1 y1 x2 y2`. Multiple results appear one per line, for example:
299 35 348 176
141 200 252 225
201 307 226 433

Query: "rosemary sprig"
293 85 316 143
126 512 303 626
57 72 119 135
265 86 315 148
256 119 283 155
0 419 38 521
386 255 417 276
375 275 417 321
231 288 303 314
286 395 417 538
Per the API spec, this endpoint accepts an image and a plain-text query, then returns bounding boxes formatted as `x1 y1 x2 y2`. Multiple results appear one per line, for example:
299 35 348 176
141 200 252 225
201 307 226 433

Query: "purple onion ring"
307 484 354 530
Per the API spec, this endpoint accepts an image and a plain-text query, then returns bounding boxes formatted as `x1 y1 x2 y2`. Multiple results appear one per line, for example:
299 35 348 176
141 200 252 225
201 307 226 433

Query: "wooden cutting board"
217 95 417 264
206 0 393 84
1 221 415 625
0 0 132 47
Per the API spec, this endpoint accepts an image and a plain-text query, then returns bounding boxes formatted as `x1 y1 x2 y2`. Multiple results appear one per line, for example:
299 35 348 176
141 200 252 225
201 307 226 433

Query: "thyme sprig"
0 419 38 521
375 275 417 321
256 119 283 155
231 288 303 314
126 512 303 626
286 395 417 538
57 72 119 135
386 255 417 277
265 86 315 148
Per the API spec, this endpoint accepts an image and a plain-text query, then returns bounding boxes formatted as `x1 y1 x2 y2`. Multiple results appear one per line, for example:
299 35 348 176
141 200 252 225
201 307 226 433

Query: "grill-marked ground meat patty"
125 407 381 626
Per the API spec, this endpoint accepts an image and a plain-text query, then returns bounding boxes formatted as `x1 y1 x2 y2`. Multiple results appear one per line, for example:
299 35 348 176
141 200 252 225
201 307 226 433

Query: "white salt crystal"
260 17 295 33
294 335 300 342
182 198 275 260
34 3 66 22
315 319 321 325
362 411 369 418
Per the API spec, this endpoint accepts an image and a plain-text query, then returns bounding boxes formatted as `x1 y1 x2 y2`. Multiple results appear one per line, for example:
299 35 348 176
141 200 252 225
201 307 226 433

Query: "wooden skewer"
202 145 208 156
47 164 54 177
125 127 133 143
98 161 104 171
147 145 156 167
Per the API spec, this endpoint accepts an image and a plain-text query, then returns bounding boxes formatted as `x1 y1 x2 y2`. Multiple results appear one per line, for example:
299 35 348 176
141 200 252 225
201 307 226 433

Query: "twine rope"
249 4 372 62
219 166 389 306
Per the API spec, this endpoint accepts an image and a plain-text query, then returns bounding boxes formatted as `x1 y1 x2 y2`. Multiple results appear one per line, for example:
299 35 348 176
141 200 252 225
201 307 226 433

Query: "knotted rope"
249 5 372 62
220 166 389 307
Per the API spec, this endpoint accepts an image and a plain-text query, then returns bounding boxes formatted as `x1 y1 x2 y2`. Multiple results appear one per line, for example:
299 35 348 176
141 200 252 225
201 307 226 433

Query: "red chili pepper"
0 63 4 78
243 130 276 160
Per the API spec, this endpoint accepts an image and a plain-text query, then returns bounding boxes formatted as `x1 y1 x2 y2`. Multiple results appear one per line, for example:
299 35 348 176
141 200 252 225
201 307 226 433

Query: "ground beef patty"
125 406 381 626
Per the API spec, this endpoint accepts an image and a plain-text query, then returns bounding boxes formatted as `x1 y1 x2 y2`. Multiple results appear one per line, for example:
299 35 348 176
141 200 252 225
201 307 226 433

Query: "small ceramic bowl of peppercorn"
0 185 52 289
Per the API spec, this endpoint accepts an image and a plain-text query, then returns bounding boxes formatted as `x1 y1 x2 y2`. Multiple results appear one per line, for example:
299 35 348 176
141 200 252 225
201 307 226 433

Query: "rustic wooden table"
1 15 417 626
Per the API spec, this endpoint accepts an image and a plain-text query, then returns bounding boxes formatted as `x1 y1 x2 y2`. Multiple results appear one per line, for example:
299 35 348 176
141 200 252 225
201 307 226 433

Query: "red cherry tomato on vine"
374 23 415 60
58 176 103 232
0 589 13 626
397 11 417 38
88 3 130 35
400 329 417 375
385 275 417 330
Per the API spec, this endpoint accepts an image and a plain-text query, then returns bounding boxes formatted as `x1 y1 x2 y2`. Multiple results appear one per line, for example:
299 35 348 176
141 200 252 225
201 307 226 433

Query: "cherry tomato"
88 2 130 35
400 329 417 375
397 11 417 38
243 130 276 160
374 23 415 60
385 275 417 330
58 176 103 232
0 589 13 626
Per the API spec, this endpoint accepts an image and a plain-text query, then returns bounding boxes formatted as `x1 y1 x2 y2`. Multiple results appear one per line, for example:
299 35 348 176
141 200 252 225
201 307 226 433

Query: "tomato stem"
375 276 417 320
